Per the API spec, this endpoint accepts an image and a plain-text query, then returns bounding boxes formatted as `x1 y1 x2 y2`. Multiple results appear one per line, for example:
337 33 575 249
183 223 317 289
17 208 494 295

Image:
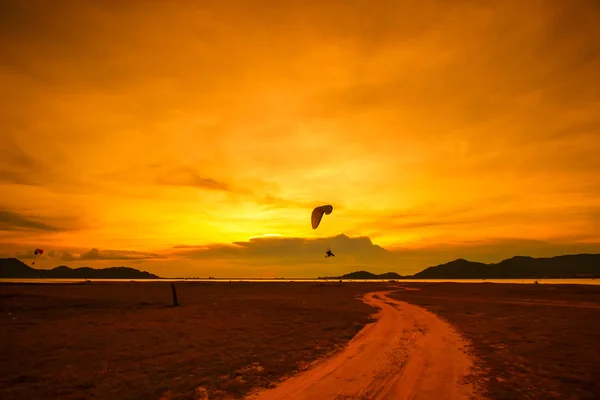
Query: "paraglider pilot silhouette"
325 246 335 258
311 205 335 258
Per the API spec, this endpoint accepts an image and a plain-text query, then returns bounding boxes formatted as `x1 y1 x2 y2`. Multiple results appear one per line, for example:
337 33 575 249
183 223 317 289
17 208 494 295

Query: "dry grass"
390 283 600 400
0 281 388 400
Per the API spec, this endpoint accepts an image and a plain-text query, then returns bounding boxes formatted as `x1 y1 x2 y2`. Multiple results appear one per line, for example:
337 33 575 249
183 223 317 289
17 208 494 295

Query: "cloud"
0 210 62 232
0 135 83 192
100 162 235 193
76 248 167 261
14 251 37 260
9 247 167 262
7 235 599 278
59 251 78 261
353 196 600 243
258 195 344 212
171 233 394 268
0 169 39 186
100 162 331 211
1 1 599 279
0 136 47 186
153 165 232 191
167 233 600 276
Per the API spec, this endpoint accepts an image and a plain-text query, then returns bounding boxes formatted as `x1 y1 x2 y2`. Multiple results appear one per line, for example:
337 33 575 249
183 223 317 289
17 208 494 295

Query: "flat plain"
3 281 600 400
0 281 385 400
390 283 600 400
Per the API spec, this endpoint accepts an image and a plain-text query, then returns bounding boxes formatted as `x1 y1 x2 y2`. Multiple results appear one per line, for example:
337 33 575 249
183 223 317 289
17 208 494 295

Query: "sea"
0 278 599 285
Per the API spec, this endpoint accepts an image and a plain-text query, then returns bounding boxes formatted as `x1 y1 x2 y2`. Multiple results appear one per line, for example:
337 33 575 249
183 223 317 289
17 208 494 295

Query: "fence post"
170 282 179 307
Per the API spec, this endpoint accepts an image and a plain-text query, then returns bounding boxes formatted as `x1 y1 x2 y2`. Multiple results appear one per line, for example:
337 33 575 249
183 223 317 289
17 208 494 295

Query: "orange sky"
1 0 599 277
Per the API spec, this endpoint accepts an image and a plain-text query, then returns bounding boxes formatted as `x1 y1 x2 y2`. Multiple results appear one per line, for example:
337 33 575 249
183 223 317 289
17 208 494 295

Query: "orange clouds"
1 0 599 276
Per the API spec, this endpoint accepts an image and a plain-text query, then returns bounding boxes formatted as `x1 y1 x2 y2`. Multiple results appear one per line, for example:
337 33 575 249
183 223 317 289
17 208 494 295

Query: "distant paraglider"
311 205 336 258
31 248 44 266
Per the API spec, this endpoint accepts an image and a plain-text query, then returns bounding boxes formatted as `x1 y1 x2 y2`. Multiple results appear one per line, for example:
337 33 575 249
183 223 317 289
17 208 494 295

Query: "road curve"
245 291 478 400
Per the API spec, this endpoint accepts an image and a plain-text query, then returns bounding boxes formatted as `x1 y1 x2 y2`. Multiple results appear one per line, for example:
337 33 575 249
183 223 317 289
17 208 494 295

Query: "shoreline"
2 278 599 286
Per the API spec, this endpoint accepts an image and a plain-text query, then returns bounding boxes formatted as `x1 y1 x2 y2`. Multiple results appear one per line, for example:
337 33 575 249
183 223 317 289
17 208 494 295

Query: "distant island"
319 271 409 280
0 258 159 279
320 254 600 280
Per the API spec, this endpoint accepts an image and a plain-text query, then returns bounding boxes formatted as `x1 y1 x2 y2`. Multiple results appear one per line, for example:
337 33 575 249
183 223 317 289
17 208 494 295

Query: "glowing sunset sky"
1 0 599 277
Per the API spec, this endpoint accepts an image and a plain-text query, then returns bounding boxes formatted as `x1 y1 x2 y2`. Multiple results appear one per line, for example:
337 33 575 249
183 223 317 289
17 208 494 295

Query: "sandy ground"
7 282 596 399
390 283 600 400
0 282 386 400
246 291 478 400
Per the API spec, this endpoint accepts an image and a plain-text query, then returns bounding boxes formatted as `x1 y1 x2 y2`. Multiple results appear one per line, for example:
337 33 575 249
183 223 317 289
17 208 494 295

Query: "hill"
412 254 600 279
319 270 408 280
318 254 600 280
4 253 599 281
0 258 160 279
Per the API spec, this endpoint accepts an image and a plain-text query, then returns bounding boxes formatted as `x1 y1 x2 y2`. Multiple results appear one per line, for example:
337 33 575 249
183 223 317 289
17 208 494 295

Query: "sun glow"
1 1 599 276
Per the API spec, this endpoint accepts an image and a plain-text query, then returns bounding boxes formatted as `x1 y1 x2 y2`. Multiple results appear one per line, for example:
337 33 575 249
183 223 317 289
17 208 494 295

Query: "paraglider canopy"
311 205 333 229
34 248 44 255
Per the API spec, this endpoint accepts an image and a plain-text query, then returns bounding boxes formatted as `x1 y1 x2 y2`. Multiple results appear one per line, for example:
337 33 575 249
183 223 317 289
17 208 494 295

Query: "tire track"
245 291 480 400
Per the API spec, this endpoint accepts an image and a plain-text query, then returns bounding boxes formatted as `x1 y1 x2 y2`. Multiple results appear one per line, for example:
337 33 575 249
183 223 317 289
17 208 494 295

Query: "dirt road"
246 291 478 400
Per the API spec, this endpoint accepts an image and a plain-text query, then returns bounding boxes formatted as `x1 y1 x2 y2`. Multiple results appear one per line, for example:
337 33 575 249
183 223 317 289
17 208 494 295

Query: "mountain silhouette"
319 270 408 280
0 258 159 279
2 253 600 280
412 254 600 279
320 254 600 280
